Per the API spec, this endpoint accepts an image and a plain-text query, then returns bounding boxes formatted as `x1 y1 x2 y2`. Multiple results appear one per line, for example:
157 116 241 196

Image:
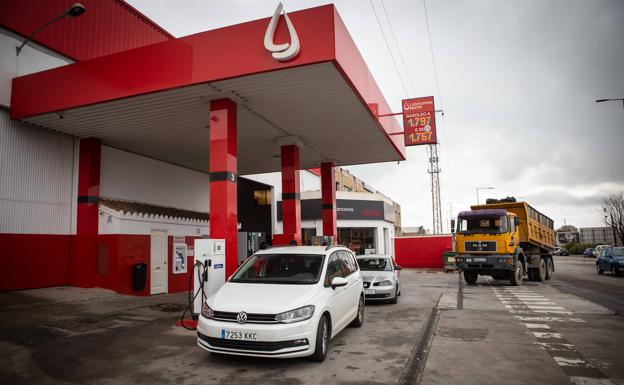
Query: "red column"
71 137 101 287
321 162 337 242
209 98 238 279
274 145 301 245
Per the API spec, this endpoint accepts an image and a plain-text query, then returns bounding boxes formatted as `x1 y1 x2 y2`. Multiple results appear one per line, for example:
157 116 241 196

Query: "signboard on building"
402 96 437 146
277 199 395 223
556 231 579 245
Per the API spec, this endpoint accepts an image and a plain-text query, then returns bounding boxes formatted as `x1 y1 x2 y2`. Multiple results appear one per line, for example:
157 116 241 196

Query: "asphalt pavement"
1 257 622 385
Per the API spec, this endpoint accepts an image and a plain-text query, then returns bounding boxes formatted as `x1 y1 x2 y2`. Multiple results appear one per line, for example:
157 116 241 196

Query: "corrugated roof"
100 198 208 222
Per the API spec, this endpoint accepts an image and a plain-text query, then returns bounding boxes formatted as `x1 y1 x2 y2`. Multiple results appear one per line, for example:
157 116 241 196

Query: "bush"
564 243 596 255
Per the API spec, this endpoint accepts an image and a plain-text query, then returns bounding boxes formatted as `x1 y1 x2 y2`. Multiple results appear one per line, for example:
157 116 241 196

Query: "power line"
369 0 409 97
422 0 444 111
380 0 416 96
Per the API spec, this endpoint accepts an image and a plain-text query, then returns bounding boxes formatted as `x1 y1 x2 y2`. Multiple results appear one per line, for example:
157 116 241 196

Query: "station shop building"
0 1 406 296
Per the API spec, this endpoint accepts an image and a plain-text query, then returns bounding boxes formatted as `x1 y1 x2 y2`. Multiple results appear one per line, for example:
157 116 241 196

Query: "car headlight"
201 303 214 319
275 305 315 324
374 280 393 287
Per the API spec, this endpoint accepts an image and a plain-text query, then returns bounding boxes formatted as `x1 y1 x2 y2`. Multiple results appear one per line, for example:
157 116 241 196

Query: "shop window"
338 227 377 255
253 189 272 206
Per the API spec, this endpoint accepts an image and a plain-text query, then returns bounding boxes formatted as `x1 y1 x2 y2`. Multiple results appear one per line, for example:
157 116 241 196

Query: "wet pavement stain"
437 327 488 341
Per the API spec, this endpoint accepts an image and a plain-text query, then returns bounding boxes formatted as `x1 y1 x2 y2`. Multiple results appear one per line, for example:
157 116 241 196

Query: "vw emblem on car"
237 311 248 324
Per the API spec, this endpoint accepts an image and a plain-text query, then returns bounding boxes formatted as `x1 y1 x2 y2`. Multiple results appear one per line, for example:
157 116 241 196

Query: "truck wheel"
537 259 546 282
463 270 478 285
545 258 554 280
509 261 524 286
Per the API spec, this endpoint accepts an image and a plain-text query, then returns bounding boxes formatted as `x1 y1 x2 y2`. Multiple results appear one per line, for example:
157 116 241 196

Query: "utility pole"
428 143 443 234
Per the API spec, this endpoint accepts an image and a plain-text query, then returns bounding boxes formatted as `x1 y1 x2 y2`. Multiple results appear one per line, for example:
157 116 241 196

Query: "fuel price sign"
402 96 437 146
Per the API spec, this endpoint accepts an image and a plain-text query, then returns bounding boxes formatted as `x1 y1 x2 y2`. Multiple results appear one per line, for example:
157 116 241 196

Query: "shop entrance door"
150 229 168 295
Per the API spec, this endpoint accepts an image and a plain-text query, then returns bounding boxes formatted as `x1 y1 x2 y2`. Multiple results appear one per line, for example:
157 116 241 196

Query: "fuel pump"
192 239 226 317
180 239 227 330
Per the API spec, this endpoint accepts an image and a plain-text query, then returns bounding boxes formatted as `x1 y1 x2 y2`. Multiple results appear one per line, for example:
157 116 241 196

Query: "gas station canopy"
11 4 405 175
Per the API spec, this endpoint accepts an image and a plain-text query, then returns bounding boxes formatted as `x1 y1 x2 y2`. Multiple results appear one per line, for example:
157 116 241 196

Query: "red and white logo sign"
264 3 300 62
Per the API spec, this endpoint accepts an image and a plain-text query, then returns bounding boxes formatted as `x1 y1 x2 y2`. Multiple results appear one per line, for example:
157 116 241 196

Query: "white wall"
100 146 210 213
99 207 209 236
0 28 73 107
0 109 77 234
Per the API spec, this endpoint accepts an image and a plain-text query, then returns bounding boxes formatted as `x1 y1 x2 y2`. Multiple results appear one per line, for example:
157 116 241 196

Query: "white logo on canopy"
264 3 300 61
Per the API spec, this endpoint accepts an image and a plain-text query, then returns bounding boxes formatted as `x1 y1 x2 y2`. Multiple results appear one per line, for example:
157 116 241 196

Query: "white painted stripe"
522 302 558 306
529 310 572 315
514 316 586 323
524 323 550 329
553 357 593 368
569 377 616 385
534 342 576 351
527 305 566 310
532 332 563 339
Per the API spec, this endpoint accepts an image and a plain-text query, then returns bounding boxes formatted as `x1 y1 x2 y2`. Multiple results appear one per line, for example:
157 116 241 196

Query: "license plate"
365 289 376 295
221 329 259 341
473 258 487 262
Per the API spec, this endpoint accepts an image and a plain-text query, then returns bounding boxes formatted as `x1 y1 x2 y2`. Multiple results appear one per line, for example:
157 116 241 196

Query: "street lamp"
596 98 624 110
15 3 86 56
476 187 495 205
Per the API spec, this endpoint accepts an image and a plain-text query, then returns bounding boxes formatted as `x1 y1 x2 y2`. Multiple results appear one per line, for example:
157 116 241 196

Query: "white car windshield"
357 257 392 271
230 253 325 284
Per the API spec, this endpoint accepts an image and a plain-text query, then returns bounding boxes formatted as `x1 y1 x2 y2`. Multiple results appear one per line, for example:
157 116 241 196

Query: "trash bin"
132 263 147 291
443 252 457 273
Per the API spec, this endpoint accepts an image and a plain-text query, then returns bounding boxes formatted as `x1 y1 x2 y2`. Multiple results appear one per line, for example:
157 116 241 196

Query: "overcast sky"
127 0 624 231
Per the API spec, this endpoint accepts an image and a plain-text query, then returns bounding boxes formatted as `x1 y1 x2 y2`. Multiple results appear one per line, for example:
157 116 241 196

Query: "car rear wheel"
310 315 330 362
597 265 604 275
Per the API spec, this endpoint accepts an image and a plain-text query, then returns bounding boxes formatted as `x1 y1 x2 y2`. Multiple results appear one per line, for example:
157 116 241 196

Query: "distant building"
556 231 580 245
580 227 621 246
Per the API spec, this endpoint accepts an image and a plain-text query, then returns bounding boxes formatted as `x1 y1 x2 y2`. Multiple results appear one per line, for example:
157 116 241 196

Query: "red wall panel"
96 234 150 296
0 0 172 61
0 234 70 291
394 236 452 269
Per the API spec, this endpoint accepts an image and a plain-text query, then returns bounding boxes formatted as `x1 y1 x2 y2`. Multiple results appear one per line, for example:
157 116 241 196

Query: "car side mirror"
450 219 456 233
395 265 402 270
330 276 348 289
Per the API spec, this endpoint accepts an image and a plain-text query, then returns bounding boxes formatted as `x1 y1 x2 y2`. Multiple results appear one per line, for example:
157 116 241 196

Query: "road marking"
534 342 576 351
515 316 586 323
490 285 613 384
569 377 616 385
532 331 563 339
526 305 566 310
524 323 550 329
553 357 594 368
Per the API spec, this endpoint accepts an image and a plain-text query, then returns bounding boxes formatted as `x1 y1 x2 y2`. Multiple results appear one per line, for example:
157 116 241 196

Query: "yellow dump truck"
453 198 555 286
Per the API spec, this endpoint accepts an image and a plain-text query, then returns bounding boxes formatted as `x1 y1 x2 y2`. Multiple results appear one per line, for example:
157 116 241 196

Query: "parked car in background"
356 255 401 304
554 247 569 256
583 248 595 258
594 245 611 258
596 247 624 276
197 245 365 362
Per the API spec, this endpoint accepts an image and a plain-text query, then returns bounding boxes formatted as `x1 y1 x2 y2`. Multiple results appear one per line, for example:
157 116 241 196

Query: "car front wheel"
310 314 330 362
597 264 604 275
350 295 365 326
